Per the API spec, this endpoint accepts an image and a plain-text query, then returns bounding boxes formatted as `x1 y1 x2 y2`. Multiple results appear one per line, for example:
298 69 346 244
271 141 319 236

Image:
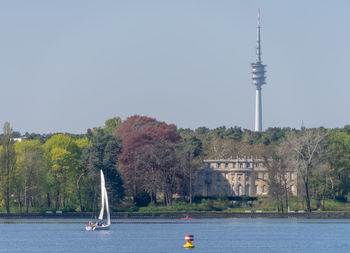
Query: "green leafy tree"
0 122 16 213
242 129 262 144
104 117 122 136
183 136 203 158
44 134 81 209
327 130 350 198
82 132 124 209
15 140 44 213
224 126 243 141
261 128 289 145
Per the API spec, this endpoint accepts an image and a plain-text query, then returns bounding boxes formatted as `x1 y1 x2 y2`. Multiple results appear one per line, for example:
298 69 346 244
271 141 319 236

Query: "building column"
250 174 255 195
234 173 238 196
242 173 246 195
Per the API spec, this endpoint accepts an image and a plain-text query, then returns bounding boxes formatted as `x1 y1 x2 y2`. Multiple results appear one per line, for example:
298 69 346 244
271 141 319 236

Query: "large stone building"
194 158 297 197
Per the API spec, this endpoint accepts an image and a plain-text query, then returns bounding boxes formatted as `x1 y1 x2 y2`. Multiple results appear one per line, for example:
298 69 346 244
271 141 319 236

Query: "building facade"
194 158 297 197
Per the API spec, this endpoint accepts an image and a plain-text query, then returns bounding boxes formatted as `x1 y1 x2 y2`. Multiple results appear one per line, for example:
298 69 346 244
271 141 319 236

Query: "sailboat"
86 170 111 231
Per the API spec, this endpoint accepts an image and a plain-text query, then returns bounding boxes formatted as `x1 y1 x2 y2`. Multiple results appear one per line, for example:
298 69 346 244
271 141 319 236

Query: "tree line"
0 115 350 213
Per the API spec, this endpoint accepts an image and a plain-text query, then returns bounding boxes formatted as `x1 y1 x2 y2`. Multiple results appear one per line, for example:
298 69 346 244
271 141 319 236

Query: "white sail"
104 187 111 225
98 170 106 220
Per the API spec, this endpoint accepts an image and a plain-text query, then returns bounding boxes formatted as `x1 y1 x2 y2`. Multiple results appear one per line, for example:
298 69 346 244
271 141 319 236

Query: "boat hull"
86 224 110 231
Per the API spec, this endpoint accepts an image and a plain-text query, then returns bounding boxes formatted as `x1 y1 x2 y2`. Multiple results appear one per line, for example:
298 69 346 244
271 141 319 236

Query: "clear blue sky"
0 0 349 134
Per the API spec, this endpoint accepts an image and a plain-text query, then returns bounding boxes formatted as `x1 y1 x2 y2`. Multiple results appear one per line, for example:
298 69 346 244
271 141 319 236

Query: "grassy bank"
113 197 350 213
3 197 350 214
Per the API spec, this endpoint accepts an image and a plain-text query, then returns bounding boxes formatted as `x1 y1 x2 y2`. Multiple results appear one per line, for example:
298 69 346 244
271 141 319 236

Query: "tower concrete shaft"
255 87 262 132
251 8 266 132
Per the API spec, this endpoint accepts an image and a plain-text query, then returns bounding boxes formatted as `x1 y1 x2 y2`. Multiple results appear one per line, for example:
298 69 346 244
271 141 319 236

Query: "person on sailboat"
96 220 104 226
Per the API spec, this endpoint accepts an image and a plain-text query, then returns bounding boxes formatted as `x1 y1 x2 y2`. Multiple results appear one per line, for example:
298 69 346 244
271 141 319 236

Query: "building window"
238 176 241 181
205 174 211 184
263 173 268 180
245 184 250 195
207 185 211 195
217 185 221 192
225 173 229 179
217 163 221 168
262 185 266 193
290 172 295 180
225 163 228 168
290 185 295 193
217 173 221 182
255 185 259 194
238 185 242 196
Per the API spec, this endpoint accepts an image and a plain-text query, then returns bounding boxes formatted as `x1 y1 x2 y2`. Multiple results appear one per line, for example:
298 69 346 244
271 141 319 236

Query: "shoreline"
1 211 350 219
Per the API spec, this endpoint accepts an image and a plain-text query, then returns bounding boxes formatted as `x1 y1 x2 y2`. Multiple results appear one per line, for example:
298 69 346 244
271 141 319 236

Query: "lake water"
0 218 349 252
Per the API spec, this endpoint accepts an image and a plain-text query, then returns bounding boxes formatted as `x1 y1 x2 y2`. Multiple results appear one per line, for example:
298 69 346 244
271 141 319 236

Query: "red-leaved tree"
117 115 182 204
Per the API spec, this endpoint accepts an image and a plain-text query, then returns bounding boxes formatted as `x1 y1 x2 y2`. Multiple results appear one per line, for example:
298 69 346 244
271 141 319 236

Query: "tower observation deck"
251 8 266 132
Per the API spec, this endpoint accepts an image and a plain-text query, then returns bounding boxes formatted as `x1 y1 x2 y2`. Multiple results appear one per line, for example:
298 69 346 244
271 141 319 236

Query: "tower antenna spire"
256 8 261 63
251 8 266 132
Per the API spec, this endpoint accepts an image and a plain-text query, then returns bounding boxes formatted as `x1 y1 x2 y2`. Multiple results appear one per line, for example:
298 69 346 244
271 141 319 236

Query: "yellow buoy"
184 235 195 248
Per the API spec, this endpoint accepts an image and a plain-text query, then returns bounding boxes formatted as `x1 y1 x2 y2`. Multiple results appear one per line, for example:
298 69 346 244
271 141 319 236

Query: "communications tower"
251 8 266 132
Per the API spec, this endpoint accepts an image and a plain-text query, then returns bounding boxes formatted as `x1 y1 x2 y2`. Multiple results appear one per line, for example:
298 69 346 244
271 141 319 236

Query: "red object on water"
180 216 196 220
185 235 194 242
